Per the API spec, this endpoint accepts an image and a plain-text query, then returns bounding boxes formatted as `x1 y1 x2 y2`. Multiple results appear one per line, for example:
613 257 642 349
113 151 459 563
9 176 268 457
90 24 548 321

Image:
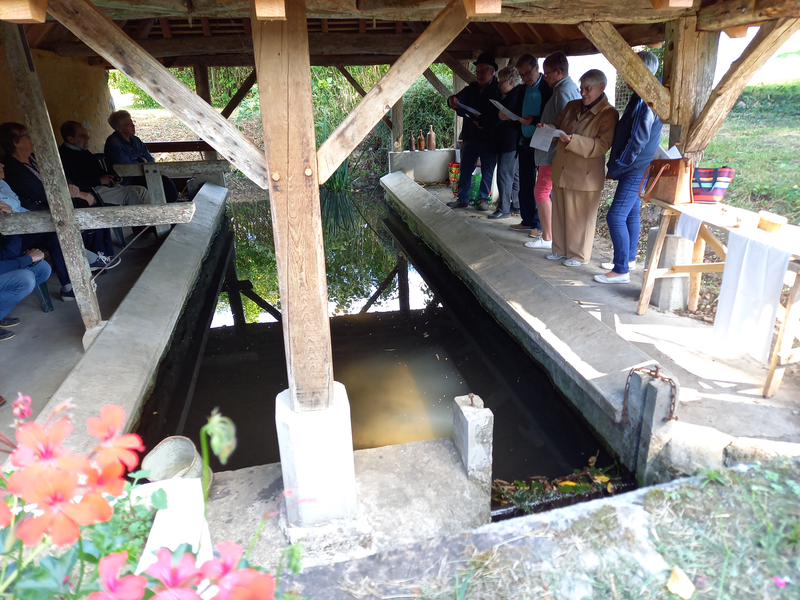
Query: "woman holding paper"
488 66 523 219
538 69 618 266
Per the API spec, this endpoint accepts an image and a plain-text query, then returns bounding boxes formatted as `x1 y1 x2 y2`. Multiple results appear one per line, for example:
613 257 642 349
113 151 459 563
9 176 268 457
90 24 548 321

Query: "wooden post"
0 22 102 331
225 250 248 337
47 0 270 189
684 18 800 155
397 252 410 313
423 67 452 100
453 63 466 148
317 0 472 184
251 0 333 411
193 65 219 162
391 98 404 152
662 17 719 159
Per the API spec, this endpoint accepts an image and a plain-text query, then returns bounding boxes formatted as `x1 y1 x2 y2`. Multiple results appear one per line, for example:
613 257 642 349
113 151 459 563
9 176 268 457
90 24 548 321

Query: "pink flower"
87 552 147 600
86 405 144 470
201 543 255 600
13 393 32 420
773 576 787 588
145 548 203 600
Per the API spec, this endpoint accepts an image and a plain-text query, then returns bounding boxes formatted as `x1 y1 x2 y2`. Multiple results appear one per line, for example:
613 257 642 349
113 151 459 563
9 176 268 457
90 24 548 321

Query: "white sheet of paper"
458 103 480 116
655 145 683 159
489 99 522 121
530 127 565 151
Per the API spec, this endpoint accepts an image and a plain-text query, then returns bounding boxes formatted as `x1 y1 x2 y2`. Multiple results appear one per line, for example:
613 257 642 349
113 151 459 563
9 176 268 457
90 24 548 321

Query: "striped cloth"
692 166 735 203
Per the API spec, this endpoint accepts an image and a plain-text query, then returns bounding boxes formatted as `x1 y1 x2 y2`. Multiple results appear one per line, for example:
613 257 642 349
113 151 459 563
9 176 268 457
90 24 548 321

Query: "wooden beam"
0 0 47 23
423 67 452 99
201 17 212 37
159 17 172 38
663 16 719 155
685 18 800 154
391 98 403 152
336 66 394 130
253 0 285 20
133 17 155 39
577 21 671 121
113 160 231 178
697 0 800 31
318 0 471 184
463 0 502 17
649 0 693 8
48 31 495 58
0 202 196 235
193 65 212 103
251 0 333 410
47 0 270 189
0 21 101 330
438 51 476 83
496 23 666 58
220 69 257 119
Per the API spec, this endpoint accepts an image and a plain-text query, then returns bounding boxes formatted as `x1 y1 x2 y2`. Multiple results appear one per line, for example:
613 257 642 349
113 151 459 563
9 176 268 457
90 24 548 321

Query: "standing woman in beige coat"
537 69 618 266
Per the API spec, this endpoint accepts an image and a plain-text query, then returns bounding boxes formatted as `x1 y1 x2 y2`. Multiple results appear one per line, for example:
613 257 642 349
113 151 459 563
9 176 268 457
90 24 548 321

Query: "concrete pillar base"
452 394 493 497
275 381 357 527
645 227 693 310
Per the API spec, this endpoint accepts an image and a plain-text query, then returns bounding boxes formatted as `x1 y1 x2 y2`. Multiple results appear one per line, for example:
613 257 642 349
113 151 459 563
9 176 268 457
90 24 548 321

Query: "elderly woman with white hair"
595 50 663 284
538 69 618 266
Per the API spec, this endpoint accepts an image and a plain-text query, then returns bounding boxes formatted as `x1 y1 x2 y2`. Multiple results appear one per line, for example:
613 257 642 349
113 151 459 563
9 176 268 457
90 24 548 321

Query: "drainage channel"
152 199 633 517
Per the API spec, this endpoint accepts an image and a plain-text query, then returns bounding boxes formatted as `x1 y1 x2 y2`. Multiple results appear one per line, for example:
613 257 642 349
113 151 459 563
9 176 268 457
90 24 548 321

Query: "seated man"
59 121 149 206
104 110 179 202
0 208 53 340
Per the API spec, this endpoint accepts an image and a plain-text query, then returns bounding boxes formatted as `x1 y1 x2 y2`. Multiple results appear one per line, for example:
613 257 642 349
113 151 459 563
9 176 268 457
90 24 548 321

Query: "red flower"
87 405 144 470
201 543 255 600
224 572 275 600
7 468 112 546
86 460 127 498
87 551 147 600
145 548 203 600
13 393 32 420
11 418 72 468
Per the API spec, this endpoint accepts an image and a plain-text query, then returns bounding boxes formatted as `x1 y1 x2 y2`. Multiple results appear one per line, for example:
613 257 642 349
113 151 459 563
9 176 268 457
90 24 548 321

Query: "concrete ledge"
33 184 229 455
381 172 658 468
388 148 455 183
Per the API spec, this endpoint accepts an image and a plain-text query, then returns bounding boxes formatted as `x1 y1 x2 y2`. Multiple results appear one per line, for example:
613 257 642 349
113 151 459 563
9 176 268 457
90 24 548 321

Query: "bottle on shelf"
417 129 426 151
427 124 436 151
409 130 416 151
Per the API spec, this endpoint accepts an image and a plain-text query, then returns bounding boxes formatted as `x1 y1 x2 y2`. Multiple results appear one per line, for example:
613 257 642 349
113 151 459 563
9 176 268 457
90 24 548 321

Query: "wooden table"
637 199 800 398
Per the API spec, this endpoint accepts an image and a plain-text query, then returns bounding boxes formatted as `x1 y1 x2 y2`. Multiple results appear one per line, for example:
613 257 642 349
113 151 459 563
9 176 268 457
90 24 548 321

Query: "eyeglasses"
518 67 537 77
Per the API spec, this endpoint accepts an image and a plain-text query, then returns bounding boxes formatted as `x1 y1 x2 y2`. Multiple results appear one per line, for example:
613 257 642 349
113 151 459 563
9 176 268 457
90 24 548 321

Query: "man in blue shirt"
104 110 178 202
503 55 551 235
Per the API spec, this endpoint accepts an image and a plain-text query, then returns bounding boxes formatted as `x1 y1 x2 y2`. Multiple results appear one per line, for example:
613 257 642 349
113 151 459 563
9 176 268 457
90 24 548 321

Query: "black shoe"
476 202 489 211
61 289 75 302
487 209 509 220
0 317 19 327
0 328 15 342
446 201 468 209
89 252 121 272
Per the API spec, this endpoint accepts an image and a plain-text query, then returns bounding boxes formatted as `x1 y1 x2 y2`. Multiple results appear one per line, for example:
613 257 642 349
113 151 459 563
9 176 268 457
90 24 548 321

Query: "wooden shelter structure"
1 0 798 523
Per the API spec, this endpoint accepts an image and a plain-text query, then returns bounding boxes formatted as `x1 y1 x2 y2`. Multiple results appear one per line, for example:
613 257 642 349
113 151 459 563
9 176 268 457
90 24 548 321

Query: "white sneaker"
563 258 587 267
545 252 565 260
524 237 553 249
601 261 636 271
594 273 630 284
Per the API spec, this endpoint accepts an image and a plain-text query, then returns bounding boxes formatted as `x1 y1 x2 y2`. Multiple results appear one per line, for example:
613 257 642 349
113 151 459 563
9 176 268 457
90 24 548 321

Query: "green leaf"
15 549 77 600
151 488 169 511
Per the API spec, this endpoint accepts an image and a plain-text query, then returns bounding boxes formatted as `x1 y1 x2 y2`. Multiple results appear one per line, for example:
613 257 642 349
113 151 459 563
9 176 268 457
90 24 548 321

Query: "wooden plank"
142 165 170 237
423 67 452 99
637 212 674 315
47 0 270 189
201 17 212 37
672 261 723 275
0 202 196 235
159 17 172 38
147 140 215 153
220 69 257 119
438 51 476 83
251 0 334 410
764 261 800 396
463 0 502 16
391 98 404 152
0 21 101 330
649 0 693 8
0 0 47 23
113 160 231 178
253 0 286 21
663 17 719 155
698 224 727 259
193 65 212 103
336 66 394 130
685 18 800 154
698 0 800 31
577 21 671 121
134 17 155 39
687 235 707 311
317 0 471 184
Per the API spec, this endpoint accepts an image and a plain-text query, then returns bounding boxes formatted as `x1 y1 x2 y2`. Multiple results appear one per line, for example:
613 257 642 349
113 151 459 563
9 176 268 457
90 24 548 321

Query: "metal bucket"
141 436 212 490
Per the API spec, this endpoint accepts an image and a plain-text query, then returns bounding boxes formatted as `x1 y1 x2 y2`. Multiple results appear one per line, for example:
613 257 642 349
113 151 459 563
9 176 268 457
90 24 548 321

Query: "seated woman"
538 69 618 267
0 122 119 282
104 110 179 203
0 206 53 340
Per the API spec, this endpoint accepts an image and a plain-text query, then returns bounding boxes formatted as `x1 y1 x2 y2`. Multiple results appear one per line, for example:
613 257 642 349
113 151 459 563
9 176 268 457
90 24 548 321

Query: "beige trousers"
551 187 601 263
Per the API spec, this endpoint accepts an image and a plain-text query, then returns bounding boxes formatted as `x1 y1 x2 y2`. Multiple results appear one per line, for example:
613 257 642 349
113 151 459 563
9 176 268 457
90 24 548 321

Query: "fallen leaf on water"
559 481 577 487
607 482 615 493
666 566 695 599
593 475 610 483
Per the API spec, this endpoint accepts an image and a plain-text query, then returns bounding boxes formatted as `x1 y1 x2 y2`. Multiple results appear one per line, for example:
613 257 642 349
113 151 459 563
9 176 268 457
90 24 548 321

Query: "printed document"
458 103 480 116
530 127 565 151
489 99 522 121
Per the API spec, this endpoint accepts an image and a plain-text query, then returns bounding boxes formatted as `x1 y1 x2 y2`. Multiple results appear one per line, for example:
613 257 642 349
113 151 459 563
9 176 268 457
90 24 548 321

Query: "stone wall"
0 48 113 153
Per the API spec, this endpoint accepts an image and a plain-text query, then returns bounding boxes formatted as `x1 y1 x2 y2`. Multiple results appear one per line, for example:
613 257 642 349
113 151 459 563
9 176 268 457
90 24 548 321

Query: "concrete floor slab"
383 174 800 449
205 438 490 573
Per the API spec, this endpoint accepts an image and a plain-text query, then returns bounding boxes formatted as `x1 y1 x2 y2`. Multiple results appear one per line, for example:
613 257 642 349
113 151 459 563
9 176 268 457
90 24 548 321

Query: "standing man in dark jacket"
500 54 552 234
595 51 663 284
447 52 501 211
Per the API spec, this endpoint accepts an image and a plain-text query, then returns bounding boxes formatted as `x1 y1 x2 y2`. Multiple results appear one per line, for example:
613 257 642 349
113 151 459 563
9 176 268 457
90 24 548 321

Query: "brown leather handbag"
638 158 694 205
